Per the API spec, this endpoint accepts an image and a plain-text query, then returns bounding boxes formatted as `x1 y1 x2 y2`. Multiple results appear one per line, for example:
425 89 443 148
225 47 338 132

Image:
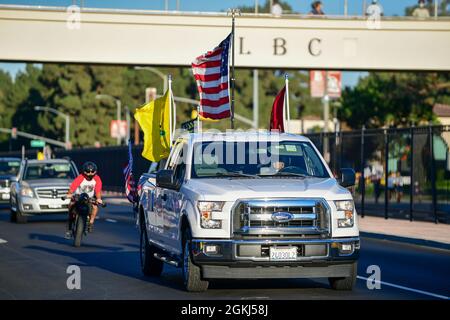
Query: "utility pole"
253 70 259 129
125 106 131 143
116 99 122 146
253 4 259 130
34 106 71 150
322 72 330 163
95 95 122 146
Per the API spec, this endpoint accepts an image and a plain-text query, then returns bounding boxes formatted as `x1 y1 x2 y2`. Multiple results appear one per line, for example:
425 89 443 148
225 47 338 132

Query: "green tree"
339 72 450 129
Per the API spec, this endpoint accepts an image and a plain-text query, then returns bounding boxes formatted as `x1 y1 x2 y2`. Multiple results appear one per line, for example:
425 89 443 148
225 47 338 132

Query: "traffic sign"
310 71 326 98
11 127 17 139
326 71 342 98
30 140 45 148
110 120 127 139
310 71 342 98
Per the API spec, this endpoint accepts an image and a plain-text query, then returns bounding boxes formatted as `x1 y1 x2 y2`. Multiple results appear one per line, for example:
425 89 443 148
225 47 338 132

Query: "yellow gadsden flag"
134 90 171 162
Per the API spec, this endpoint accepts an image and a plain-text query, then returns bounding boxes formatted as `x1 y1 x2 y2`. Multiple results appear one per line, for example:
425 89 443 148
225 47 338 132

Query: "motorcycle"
62 193 106 247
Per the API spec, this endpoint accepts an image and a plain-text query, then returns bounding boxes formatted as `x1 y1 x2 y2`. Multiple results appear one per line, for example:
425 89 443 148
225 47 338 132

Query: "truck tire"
182 228 209 292
15 209 27 224
73 215 86 247
10 197 27 223
10 208 17 223
328 262 357 291
140 226 163 276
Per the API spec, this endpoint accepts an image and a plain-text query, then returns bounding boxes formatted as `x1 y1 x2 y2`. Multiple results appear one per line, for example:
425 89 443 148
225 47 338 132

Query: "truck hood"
184 177 352 201
22 179 72 189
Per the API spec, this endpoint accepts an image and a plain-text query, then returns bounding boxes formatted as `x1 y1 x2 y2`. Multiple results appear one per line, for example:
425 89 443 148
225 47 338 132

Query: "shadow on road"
28 233 123 251
23 243 332 294
23 244 184 292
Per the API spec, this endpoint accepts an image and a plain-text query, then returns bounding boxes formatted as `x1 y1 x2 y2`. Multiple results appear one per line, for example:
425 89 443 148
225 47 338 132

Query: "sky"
0 0 417 87
0 0 416 15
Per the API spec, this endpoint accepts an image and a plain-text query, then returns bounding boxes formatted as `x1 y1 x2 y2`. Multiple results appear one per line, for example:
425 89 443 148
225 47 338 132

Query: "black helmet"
82 161 97 180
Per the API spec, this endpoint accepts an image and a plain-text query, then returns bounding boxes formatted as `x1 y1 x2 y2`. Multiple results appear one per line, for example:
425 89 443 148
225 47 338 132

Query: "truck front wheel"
328 262 357 290
182 229 209 292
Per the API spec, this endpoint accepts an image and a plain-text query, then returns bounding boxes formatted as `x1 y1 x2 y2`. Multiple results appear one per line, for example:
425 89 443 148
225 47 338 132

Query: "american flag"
192 33 231 119
123 140 138 204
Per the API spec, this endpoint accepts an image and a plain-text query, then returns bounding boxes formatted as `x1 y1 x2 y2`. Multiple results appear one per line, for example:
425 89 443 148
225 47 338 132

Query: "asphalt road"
0 200 449 300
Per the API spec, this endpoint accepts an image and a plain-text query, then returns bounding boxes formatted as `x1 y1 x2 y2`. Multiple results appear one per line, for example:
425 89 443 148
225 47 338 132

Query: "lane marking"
0 238 7 244
241 296 270 300
357 276 449 300
105 218 117 223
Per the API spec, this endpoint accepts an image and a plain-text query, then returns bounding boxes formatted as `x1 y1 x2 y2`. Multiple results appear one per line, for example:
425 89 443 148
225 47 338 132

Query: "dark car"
0 157 21 204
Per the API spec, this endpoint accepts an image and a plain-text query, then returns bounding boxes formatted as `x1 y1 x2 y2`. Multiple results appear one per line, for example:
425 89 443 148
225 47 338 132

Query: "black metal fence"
305 125 450 224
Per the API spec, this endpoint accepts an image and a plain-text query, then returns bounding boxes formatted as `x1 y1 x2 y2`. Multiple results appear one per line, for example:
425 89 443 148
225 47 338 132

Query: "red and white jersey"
69 174 102 198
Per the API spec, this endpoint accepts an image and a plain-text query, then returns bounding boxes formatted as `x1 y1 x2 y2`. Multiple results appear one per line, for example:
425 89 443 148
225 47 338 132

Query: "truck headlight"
197 201 224 229
335 200 354 228
20 186 35 198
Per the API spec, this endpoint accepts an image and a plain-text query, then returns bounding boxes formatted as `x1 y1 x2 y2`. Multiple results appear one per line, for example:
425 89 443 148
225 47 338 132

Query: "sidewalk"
358 215 450 249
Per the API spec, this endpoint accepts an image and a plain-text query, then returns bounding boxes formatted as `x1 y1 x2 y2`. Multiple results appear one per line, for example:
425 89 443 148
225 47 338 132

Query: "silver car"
10 158 79 223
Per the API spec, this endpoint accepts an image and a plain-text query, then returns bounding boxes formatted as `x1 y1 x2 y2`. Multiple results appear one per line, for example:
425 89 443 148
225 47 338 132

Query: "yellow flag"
191 109 219 122
134 90 171 162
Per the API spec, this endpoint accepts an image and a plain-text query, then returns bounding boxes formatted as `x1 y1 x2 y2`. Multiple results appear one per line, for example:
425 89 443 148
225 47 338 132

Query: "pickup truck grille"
36 188 69 199
233 199 330 237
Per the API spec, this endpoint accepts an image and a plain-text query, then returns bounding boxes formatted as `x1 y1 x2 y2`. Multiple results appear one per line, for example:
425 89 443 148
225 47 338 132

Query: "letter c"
309 38 322 57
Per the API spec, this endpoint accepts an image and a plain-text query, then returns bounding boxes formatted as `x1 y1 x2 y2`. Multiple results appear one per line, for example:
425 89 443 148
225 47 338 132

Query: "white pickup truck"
137 131 359 292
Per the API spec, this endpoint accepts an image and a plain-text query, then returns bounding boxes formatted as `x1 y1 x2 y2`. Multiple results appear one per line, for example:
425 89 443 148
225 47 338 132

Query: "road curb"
361 231 450 251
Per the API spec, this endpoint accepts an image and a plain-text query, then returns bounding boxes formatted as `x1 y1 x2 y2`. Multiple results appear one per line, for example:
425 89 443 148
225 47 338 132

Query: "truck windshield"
191 141 330 179
23 163 77 180
0 160 20 175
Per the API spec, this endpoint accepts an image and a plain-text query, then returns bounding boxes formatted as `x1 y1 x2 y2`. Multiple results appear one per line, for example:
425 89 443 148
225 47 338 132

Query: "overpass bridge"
0 5 450 71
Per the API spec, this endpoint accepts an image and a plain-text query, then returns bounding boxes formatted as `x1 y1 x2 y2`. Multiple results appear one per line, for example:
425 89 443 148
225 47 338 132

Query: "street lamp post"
34 106 71 149
134 66 168 93
96 94 122 145
125 106 131 142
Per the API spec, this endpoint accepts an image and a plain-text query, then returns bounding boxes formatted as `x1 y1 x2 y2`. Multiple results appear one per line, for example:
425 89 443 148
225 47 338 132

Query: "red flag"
270 86 286 132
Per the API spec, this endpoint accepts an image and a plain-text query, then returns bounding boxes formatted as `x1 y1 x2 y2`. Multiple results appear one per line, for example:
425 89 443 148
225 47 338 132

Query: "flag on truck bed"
270 86 286 133
134 90 171 162
123 140 138 204
192 33 231 120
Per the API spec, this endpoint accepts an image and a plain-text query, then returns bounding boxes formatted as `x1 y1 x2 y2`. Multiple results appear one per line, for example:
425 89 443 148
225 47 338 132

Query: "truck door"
161 141 186 254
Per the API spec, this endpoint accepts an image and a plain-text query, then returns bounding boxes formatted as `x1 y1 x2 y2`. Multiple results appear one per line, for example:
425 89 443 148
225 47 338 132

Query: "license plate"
48 204 62 209
269 247 297 261
1 193 10 200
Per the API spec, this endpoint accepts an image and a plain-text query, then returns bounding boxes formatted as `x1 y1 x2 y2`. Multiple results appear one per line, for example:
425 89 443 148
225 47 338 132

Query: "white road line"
0 238 8 244
105 218 117 223
357 276 449 300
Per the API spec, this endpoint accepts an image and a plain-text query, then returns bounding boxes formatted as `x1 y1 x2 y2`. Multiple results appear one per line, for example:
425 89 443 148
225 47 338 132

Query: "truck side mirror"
339 168 356 188
156 169 179 190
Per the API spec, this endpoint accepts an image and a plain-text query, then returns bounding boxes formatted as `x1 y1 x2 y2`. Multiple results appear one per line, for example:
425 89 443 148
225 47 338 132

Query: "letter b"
273 38 287 56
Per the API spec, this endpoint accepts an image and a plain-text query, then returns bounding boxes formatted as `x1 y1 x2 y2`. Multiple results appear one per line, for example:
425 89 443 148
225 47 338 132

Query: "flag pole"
229 9 240 130
168 74 173 146
285 74 290 133
197 105 202 133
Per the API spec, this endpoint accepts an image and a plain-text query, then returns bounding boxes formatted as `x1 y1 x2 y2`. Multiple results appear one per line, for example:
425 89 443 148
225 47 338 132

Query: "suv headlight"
197 201 224 229
20 186 35 198
335 200 354 228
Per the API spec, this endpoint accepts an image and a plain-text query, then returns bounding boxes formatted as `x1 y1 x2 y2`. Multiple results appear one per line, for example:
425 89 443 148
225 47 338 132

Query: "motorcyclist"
65 161 103 239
